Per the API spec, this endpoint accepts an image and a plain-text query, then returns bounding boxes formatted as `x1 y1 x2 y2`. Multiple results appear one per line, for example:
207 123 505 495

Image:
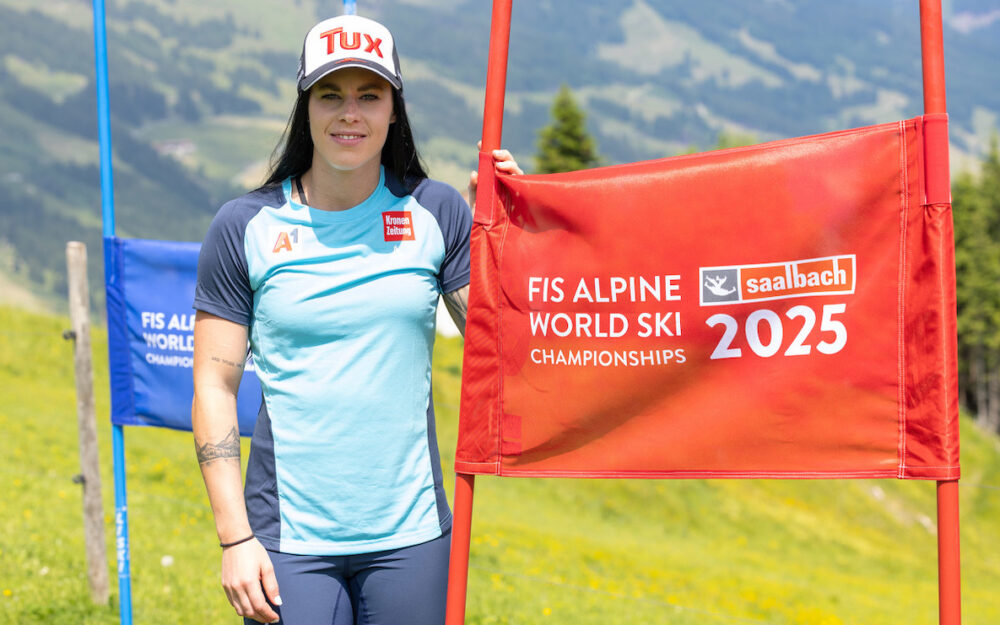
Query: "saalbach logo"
700 255 855 306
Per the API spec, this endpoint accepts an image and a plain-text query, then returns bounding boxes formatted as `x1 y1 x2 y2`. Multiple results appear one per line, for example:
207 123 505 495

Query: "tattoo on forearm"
444 290 468 316
195 427 241 465
210 354 245 369
443 289 469 334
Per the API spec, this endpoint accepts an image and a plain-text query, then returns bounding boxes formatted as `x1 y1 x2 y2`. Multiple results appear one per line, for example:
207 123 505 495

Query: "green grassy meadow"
1 304 999 624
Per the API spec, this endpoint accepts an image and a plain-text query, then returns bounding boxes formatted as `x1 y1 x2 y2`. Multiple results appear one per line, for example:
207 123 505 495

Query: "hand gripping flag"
457 117 958 480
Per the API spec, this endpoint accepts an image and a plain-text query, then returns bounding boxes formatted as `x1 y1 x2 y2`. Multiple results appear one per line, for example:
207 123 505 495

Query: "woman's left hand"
487 147 523 176
469 143 523 211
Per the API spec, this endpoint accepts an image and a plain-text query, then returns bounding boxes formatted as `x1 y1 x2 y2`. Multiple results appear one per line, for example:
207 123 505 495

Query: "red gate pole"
937 480 961 625
480 0 513 154
445 473 476 625
919 1 960 624
445 2 513 625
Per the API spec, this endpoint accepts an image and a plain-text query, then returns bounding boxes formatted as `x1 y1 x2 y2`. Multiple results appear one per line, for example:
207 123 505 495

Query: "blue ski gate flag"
105 237 260 435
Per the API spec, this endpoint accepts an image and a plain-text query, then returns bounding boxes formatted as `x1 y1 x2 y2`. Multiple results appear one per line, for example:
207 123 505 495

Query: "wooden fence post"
65 241 110 604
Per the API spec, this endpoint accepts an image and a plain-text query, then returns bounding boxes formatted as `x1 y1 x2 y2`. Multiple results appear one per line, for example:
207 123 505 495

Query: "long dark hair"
263 87 427 191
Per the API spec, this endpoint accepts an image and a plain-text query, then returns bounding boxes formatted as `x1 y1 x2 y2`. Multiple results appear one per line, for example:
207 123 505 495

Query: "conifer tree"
953 137 1000 433
534 84 601 174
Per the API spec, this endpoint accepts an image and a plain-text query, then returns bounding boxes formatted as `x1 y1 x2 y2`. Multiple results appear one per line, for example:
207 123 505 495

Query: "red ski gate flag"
457 117 959 480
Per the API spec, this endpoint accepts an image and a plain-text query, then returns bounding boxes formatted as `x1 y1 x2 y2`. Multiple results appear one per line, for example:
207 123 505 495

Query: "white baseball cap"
297 15 403 92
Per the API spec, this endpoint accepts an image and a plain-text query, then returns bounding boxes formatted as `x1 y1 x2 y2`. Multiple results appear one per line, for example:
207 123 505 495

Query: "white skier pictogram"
704 275 736 297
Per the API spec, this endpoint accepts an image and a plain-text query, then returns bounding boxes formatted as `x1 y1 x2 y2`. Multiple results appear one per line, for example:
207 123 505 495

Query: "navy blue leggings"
246 530 450 625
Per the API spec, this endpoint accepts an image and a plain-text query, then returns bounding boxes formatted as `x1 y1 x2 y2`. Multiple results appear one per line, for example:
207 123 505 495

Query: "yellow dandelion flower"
543 607 552 616
3 589 11 597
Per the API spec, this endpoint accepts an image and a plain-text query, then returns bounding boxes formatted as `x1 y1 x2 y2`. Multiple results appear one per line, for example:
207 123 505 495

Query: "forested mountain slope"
1 0 997 303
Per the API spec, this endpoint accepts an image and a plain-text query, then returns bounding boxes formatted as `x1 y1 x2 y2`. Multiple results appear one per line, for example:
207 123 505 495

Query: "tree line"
953 140 1000 434
537 86 1000 435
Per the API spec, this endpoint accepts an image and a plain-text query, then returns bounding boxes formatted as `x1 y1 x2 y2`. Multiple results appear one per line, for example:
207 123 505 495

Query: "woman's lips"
330 132 365 146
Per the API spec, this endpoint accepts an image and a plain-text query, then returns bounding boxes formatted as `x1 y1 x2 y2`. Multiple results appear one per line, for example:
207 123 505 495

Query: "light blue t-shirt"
193 168 470 555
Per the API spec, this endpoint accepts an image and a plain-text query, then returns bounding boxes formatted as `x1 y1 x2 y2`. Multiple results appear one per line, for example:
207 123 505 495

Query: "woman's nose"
340 97 360 121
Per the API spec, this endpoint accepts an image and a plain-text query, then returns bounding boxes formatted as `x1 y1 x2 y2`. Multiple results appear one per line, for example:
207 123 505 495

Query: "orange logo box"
741 255 855 302
383 211 415 241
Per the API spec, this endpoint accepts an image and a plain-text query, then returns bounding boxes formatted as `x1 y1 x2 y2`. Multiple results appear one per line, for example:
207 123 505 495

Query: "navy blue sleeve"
193 196 260 326
413 179 472 294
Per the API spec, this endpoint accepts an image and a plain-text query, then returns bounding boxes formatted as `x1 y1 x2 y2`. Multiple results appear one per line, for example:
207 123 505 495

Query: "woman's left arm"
442 287 469 336
449 148 523 336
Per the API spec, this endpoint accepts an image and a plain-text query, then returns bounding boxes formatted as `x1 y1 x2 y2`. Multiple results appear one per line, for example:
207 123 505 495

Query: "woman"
191 14 520 625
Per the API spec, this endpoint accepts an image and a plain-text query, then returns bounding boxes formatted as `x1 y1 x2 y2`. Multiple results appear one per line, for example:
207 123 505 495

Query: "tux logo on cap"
320 27 384 58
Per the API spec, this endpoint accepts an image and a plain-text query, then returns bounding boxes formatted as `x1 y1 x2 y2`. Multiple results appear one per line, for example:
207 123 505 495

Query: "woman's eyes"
320 92 381 101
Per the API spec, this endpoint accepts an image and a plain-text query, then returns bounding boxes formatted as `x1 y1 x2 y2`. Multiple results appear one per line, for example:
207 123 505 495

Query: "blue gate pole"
344 0 357 15
91 0 132 624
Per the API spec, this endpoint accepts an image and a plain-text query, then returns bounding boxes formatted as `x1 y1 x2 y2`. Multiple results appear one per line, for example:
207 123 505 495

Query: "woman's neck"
298 161 381 211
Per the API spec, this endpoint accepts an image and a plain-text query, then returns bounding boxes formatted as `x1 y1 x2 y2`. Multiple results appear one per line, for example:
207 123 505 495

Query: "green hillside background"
1 305 999 624
3 1 999 622
2 0 1000 309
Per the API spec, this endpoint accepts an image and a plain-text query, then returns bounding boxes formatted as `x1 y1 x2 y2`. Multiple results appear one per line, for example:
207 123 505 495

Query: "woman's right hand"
221 538 282 623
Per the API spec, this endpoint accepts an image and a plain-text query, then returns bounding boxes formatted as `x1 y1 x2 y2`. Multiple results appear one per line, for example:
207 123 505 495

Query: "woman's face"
308 67 395 178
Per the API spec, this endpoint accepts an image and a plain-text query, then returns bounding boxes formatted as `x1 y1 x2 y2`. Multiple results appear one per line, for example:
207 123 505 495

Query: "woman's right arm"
192 311 281 623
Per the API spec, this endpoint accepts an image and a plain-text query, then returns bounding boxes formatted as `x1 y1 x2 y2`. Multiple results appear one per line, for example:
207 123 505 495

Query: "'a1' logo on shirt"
272 227 300 253
383 211 415 241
